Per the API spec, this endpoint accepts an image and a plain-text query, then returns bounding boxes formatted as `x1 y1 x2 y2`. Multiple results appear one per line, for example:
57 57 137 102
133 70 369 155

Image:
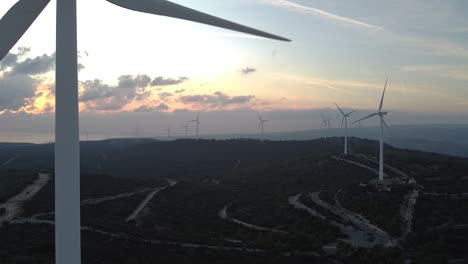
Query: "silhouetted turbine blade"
0 0 51 61
382 118 390 131
106 0 290 41
320 120 325 128
379 78 388 111
335 103 345 116
353 112 378 124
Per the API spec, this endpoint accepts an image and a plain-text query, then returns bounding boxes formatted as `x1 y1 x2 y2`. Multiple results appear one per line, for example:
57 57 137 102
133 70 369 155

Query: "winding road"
331 155 419 242
126 180 177 222
0 172 50 224
219 205 289 234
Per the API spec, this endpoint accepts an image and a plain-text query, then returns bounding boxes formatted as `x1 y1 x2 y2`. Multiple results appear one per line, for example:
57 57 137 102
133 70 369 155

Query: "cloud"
150 76 188 86
9 53 55 76
1 47 88 75
241 67 257 75
118 74 151 89
134 103 169 112
175 89 185 94
179 91 255 108
262 0 383 30
158 92 173 100
80 75 154 111
0 47 30 70
0 74 37 111
402 64 468 81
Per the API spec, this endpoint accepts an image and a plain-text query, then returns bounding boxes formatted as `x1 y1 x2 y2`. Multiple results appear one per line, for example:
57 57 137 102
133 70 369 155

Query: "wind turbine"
335 103 357 155
164 126 171 138
353 79 389 182
257 112 268 143
0 1 289 263
183 120 190 138
191 111 201 140
136 127 143 141
320 113 332 140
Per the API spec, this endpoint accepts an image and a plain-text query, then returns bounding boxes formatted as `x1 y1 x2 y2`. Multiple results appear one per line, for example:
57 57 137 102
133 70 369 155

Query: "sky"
0 0 468 141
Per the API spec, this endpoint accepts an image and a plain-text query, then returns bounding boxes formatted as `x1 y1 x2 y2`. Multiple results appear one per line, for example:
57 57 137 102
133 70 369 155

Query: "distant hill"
172 124 468 158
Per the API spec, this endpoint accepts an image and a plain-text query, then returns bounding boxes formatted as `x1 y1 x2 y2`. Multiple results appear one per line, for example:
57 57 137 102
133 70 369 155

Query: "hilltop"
0 138 467 263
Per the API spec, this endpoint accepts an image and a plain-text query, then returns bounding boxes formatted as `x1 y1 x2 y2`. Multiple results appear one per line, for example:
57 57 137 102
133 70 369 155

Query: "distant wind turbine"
0 0 289 264
257 112 268 143
320 113 332 140
191 111 201 140
164 126 171 138
335 103 357 155
0 1 289 262
353 79 390 182
136 127 143 142
183 120 191 138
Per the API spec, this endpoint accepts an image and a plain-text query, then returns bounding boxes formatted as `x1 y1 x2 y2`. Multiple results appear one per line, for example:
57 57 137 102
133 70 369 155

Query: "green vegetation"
0 138 468 263
340 185 409 237
0 170 37 203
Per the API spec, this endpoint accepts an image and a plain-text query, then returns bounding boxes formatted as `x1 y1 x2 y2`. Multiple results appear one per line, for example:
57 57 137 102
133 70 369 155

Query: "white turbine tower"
257 112 268 143
0 1 289 263
353 79 390 182
191 111 201 140
335 103 357 155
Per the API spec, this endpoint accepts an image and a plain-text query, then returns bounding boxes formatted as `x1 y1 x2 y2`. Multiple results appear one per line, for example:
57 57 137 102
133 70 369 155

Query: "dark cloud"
175 89 185 94
10 53 55 76
179 91 255 108
80 75 153 111
0 47 30 70
135 91 152 101
150 76 188 86
0 74 37 111
118 74 151 89
241 67 257 75
0 53 19 70
134 103 169 112
158 92 173 100
80 74 182 111
80 80 114 102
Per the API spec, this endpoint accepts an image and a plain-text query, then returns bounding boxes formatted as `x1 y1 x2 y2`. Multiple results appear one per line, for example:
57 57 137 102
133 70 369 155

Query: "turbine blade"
320 120 325 128
341 116 344 128
347 109 358 116
379 78 388 111
0 0 50 60
321 113 326 121
335 103 345 116
106 0 290 41
382 118 390 131
256 111 263 121
257 121 262 130
352 113 379 124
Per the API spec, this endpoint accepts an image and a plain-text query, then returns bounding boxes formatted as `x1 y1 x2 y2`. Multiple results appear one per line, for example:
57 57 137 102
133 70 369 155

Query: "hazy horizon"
1 0 468 138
